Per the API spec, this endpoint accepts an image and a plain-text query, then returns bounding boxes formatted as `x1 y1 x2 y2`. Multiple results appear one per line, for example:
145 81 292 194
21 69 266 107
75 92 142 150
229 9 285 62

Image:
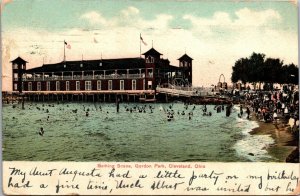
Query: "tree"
231 57 250 85
231 52 298 89
282 63 299 84
248 53 265 89
263 58 283 89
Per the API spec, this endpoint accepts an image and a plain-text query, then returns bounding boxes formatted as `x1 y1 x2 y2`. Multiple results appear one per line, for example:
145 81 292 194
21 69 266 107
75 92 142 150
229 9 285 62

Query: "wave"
233 114 275 161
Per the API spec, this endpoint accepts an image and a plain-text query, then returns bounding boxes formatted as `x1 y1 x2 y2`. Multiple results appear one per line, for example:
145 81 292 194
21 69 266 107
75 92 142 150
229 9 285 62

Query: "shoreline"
249 114 299 162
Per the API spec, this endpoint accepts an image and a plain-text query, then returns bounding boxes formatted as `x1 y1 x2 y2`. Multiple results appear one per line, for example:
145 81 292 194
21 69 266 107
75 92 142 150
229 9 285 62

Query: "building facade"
12 48 193 93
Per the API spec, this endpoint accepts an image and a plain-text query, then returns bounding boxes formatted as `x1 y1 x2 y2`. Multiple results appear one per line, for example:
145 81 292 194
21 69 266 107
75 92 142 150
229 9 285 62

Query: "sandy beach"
250 115 299 162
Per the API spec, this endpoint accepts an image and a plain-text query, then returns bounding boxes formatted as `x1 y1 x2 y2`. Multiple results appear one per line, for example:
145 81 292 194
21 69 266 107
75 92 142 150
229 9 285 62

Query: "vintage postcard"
1 0 299 195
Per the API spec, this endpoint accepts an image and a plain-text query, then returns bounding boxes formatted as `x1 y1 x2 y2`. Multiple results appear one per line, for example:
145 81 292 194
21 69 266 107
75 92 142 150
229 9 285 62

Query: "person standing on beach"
277 101 282 113
240 104 243 116
246 107 250 119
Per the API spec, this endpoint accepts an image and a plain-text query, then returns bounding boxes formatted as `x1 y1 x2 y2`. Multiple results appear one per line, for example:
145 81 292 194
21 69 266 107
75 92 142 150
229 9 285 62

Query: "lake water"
2 102 277 162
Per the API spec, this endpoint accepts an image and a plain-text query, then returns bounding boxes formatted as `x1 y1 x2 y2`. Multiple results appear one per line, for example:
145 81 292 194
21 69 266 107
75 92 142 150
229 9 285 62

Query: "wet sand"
250 116 299 162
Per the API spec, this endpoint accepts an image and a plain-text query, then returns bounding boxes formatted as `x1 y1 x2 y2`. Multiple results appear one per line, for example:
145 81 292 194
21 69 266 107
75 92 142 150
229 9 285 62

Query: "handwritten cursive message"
3 162 299 195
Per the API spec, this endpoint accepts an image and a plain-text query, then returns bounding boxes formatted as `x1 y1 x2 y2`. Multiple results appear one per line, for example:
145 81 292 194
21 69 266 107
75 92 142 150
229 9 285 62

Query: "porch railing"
23 73 147 81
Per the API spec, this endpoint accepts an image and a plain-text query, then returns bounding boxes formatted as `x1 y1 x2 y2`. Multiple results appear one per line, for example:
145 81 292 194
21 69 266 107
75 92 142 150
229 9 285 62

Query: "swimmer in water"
39 127 44 136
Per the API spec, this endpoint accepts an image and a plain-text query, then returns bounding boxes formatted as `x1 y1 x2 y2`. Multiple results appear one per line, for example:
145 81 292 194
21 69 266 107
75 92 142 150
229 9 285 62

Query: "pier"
5 90 155 103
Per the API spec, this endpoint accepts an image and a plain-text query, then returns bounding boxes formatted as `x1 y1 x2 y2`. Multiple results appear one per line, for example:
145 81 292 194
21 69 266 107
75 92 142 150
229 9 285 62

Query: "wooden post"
21 95 25 110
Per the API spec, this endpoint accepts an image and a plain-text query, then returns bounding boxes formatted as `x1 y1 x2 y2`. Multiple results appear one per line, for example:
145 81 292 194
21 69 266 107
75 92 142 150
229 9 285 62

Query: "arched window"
28 82 32 91
97 80 101 90
46 82 50 91
66 81 70 91
37 82 41 91
146 56 154 63
56 81 60 91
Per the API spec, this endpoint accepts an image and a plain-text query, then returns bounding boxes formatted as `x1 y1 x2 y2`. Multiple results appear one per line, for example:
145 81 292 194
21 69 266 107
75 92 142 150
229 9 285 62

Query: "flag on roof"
64 41 71 49
140 34 147 46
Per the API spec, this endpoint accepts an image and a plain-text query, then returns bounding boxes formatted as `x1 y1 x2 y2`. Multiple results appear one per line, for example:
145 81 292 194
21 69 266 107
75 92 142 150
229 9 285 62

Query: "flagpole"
63 40 66 62
139 33 141 58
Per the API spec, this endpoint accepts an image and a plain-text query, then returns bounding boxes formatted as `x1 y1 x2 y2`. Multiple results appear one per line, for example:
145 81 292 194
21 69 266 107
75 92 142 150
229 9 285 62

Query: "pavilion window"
148 81 152 89
147 68 153 77
108 80 112 90
46 82 50 91
80 63 83 68
120 80 124 90
66 81 70 91
76 81 80 91
97 80 101 90
56 81 60 91
85 81 92 91
132 80 136 90
146 56 154 63
28 82 32 91
14 84 18 91
37 82 41 91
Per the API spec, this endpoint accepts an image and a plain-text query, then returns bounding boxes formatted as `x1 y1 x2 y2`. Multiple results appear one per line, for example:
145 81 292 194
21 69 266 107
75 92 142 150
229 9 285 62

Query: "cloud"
234 8 281 27
121 6 139 17
184 8 281 36
80 7 173 30
140 14 173 30
80 11 108 26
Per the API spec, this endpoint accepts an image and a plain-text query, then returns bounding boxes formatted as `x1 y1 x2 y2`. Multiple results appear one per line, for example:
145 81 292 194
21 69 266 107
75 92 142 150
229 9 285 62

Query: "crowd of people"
242 88 299 134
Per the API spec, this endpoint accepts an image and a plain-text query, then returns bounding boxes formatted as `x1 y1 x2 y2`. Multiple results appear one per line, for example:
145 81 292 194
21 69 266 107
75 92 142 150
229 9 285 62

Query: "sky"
1 0 298 91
